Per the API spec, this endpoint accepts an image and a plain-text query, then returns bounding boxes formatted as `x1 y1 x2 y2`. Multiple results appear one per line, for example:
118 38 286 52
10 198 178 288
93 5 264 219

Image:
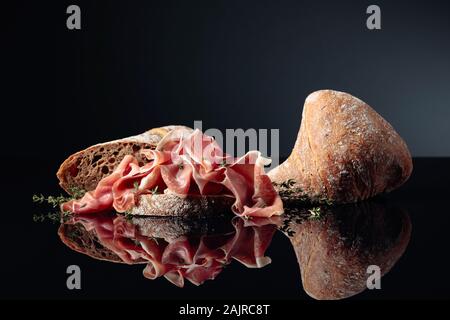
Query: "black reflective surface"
1 158 449 299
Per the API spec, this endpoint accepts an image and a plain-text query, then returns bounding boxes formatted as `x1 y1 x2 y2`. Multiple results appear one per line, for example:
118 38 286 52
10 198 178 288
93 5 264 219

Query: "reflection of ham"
66 214 276 287
62 129 283 218
223 218 276 268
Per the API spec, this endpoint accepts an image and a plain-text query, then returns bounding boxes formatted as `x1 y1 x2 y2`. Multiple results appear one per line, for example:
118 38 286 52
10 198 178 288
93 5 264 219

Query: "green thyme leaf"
32 194 68 208
124 211 133 220
308 207 322 220
67 186 86 199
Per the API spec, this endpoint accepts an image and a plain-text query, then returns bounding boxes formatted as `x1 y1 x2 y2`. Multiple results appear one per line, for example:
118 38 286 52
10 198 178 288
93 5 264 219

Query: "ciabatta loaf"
269 90 413 203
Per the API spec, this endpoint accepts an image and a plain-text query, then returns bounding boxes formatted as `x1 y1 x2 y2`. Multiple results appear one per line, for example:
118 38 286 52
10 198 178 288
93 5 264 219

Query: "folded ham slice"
62 128 283 218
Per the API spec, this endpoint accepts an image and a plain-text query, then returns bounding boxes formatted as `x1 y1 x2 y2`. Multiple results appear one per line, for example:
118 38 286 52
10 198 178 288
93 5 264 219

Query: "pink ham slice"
62 128 283 218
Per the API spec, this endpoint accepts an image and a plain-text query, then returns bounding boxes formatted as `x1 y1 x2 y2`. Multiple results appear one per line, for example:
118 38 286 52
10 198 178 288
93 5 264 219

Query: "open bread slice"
57 125 190 194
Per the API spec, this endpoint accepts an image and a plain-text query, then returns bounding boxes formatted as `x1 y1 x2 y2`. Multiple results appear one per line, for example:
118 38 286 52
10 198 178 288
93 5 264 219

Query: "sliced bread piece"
57 125 191 194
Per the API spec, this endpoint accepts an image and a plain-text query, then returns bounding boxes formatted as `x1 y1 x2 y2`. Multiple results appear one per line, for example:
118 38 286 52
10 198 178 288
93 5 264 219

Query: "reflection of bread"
130 215 235 241
58 223 141 264
269 90 413 203
57 126 189 194
58 215 234 263
283 201 411 300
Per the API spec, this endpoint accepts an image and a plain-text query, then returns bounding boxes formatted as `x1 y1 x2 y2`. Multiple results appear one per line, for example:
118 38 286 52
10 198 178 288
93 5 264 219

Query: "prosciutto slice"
62 128 283 218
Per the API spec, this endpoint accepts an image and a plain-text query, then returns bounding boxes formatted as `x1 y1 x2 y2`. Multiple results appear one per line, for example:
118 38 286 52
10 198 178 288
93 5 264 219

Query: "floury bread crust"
269 90 413 203
57 126 191 195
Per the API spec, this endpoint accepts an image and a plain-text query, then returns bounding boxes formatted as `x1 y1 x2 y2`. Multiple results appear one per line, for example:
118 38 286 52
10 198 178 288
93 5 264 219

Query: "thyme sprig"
151 186 159 195
308 207 322 220
32 187 85 223
279 178 296 189
273 179 334 206
124 210 134 220
220 160 230 168
32 194 68 208
32 187 86 208
68 186 86 199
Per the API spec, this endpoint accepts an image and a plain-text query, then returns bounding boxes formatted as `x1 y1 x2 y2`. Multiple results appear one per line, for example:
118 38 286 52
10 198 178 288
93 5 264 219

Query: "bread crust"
131 193 235 218
269 90 413 203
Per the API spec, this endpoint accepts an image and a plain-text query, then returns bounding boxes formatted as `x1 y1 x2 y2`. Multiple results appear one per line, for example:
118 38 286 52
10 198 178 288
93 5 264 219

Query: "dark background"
1 0 450 300
2 0 450 165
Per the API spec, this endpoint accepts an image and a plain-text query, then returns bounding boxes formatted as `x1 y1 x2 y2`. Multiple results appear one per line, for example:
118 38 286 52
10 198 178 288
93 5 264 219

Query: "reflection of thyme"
319 198 334 206
280 213 302 236
279 222 296 237
133 181 139 192
32 211 72 224
280 206 327 236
